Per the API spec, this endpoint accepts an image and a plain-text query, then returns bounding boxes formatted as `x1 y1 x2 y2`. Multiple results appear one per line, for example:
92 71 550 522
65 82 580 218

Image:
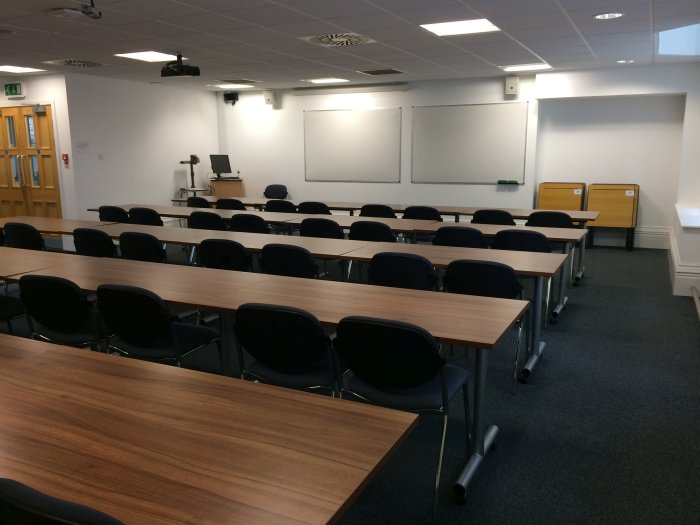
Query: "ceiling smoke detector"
43 58 103 68
301 33 376 47
50 0 101 20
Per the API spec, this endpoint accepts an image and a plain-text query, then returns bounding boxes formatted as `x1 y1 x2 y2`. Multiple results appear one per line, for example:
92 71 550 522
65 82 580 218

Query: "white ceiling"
1 0 699 90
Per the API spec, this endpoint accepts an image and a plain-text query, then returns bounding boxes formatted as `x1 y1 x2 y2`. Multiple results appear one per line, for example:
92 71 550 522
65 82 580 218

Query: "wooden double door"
0 105 62 218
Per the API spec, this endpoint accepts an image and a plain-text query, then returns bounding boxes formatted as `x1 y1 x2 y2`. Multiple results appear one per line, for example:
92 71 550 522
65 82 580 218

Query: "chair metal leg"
543 276 552 329
511 317 524 394
432 414 448 523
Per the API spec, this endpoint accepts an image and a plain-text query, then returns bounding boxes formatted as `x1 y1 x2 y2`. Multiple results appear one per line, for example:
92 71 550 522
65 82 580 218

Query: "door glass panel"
25 115 36 147
6 117 16 148
10 156 20 186
30 156 40 186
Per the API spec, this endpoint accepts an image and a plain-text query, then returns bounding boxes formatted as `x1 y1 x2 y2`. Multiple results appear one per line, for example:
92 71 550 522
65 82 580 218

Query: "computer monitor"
210 154 233 178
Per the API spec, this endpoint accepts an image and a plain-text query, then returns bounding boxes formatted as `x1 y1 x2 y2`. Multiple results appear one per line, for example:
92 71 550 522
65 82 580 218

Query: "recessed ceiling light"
303 78 349 84
500 63 552 72
207 83 255 89
420 19 499 36
594 12 624 20
616 59 636 64
0 65 45 73
114 51 180 62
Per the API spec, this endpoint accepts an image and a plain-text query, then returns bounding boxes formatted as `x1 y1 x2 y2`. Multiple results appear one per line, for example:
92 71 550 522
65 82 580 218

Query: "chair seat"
110 323 219 361
344 364 467 411
0 295 24 320
32 319 102 349
247 356 334 391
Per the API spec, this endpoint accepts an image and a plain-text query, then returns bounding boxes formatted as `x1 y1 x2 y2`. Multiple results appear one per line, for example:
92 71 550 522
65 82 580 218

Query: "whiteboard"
411 102 528 184
304 108 401 182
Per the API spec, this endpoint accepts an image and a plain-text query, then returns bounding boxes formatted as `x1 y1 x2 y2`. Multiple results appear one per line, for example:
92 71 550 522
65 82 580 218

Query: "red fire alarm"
61 153 69 168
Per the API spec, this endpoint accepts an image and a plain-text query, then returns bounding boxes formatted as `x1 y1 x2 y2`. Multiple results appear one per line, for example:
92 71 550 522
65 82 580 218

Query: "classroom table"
0 216 116 234
0 333 417 524
1 246 527 500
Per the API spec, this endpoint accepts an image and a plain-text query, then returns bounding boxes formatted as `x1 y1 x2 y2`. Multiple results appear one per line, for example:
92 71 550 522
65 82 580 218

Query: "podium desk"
210 177 244 197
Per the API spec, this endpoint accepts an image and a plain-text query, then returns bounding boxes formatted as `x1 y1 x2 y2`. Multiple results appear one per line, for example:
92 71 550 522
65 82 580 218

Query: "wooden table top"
283 214 439 234
0 246 75 278
109 204 309 225
341 242 567 277
0 335 417 524
457 207 599 222
413 222 588 243
0 216 115 234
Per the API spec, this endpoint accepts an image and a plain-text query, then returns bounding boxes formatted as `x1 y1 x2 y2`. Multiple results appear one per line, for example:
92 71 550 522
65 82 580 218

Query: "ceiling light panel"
420 19 500 36
304 78 349 84
0 65 45 73
114 51 180 62
500 63 553 72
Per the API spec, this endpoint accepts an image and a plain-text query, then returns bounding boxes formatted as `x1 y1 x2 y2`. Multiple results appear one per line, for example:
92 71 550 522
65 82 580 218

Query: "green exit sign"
4 83 22 97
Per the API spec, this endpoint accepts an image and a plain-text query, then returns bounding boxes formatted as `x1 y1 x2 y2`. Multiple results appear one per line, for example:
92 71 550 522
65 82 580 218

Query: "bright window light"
594 12 624 20
114 51 180 62
0 65 45 73
207 83 255 89
420 19 499 36
658 23 700 56
304 78 349 84
500 63 552 72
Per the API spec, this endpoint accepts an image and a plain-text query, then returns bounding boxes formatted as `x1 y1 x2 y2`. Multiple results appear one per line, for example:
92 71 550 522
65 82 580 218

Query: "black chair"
215 198 247 210
186 196 211 208
73 228 118 257
264 199 297 213
403 206 443 221
3 222 44 250
368 252 438 291
0 478 124 525
128 207 163 226
348 221 397 243
334 316 469 519
188 211 228 231
298 201 332 215
261 244 318 278
359 204 396 218
234 303 335 394
119 232 166 263
98 205 129 223
432 226 488 248
19 274 104 351
491 229 551 253
471 209 516 225
198 239 251 271
299 218 344 239
443 260 526 386
0 294 26 335
526 211 574 228
96 284 221 371
229 214 269 234
263 184 288 199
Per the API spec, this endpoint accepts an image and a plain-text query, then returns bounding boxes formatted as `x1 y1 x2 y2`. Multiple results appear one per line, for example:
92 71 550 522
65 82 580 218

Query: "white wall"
64 74 218 218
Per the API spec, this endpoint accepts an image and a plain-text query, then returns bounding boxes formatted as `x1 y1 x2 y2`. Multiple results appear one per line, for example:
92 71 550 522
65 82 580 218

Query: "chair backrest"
334 316 444 389
19 274 93 332
0 478 124 525
98 205 129 223
525 210 574 228
299 218 344 239
403 205 443 221
263 184 288 199
215 198 247 210
265 199 297 213
432 226 487 248
261 244 317 278
443 260 523 299
471 209 516 225
127 207 163 226
491 229 551 253
359 204 396 218
3 222 44 250
188 211 227 231
234 303 329 374
348 221 397 243
119 232 166 263
97 284 174 348
228 214 269 234
186 196 211 208
73 228 117 257
198 239 250 271
368 252 437 291
297 201 332 215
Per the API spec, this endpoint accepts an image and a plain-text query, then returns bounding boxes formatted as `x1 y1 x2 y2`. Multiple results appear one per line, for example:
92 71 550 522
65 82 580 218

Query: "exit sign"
4 83 22 97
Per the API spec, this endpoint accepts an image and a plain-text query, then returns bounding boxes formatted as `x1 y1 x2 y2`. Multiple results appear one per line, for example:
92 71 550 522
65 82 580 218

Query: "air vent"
358 68 403 76
43 59 104 68
301 33 376 47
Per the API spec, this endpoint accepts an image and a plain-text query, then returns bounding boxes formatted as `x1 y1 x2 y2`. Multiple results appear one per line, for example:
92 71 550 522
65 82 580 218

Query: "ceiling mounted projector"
51 0 101 19
161 54 200 78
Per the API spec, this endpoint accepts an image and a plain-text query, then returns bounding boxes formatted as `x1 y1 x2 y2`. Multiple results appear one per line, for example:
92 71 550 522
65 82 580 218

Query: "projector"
161 54 200 78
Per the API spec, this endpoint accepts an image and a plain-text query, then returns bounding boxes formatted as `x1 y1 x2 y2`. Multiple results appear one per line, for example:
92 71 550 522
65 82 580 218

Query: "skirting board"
669 235 700 296
590 226 669 250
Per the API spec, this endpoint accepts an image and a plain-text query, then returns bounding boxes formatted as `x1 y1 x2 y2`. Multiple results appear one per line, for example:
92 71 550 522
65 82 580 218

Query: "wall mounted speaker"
504 76 519 96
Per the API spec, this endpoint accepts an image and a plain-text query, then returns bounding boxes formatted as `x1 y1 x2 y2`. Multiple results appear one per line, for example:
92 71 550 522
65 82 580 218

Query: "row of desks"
0 243 527 518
